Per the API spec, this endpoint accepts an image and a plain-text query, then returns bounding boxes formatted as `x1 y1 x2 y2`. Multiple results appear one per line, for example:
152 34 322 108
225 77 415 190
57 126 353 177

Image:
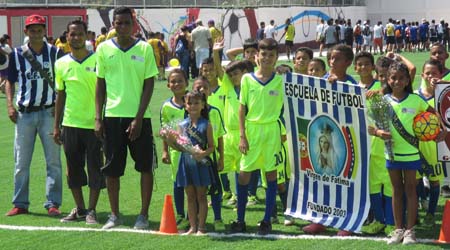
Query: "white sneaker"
284 215 295 226
133 214 149 230
402 228 417 245
387 228 404 245
102 214 122 229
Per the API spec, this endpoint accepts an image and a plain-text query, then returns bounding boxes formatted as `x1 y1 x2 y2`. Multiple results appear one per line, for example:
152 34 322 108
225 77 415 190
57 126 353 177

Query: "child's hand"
430 77 440 88
377 129 392 140
436 128 448 142
365 90 382 98
239 136 249 155
192 150 206 161
327 74 338 84
217 156 224 172
162 151 171 164
281 134 287 143
213 38 224 51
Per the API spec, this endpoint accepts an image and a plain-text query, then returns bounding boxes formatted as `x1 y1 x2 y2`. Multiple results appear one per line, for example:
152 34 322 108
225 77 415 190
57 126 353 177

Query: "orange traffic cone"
437 200 450 243
159 194 178 234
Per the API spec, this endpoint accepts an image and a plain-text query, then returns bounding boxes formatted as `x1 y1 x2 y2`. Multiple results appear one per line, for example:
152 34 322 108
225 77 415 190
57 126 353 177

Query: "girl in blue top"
175 90 215 235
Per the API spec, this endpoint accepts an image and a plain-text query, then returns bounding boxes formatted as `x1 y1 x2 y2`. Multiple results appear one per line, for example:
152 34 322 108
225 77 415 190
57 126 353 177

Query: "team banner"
436 83 450 161
283 73 370 233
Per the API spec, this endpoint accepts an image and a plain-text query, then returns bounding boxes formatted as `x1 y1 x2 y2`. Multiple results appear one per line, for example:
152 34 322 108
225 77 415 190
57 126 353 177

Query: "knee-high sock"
210 189 223 221
264 180 277 223
220 173 231 193
416 180 426 201
237 183 248 222
248 170 260 196
428 185 440 215
383 195 394 225
370 193 384 223
279 190 288 212
173 182 185 217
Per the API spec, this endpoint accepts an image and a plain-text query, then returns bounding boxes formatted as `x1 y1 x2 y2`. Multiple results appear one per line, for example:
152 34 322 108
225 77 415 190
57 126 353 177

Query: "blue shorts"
386 159 422 170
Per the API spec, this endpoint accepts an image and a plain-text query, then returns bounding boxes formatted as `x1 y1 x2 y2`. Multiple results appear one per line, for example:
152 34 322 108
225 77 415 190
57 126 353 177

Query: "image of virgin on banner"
283 72 370 233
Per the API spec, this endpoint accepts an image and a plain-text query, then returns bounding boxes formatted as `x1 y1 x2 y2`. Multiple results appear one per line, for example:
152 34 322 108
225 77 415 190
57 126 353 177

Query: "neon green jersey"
416 89 438 166
224 86 240 131
160 97 185 180
386 93 429 161
96 39 158 118
209 84 227 115
55 52 97 129
240 72 284 124
208 105 226 149
286 24 295 41
365 80 385 156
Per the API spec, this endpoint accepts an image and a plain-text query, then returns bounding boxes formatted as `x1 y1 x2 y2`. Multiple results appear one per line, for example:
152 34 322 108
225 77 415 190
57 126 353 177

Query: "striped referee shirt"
7 42 63 109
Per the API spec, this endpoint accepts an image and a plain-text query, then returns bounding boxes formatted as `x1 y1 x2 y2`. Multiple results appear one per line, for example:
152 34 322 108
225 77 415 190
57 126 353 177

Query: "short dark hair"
295 47 313 60
168 68 189 87
327 44 354 62
225 60 254 74
243 38 258 52
113 6 133 21
354 51 374 66
101 27 107 34
423 59 444 73
258 38 278 53
66 19 88 33
310 58 326 71
375 56 395 73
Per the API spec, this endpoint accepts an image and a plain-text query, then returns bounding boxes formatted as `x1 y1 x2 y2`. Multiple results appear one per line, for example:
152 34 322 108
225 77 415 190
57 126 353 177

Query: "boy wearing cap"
5 14 64 217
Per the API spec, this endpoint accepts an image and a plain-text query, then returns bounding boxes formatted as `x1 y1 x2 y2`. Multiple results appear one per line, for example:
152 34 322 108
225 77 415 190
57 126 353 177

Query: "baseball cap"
25 15 46 27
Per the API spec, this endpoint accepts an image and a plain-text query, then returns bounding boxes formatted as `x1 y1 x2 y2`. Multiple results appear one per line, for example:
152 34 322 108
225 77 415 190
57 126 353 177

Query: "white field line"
0 224 438 244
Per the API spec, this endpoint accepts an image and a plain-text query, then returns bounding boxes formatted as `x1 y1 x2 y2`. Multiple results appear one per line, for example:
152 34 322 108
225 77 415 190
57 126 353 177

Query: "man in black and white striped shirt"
5 14 64 217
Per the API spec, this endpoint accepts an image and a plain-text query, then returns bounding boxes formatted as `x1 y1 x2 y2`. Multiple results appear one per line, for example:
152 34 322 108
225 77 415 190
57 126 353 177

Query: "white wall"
86 6 366 52
367 0 450 23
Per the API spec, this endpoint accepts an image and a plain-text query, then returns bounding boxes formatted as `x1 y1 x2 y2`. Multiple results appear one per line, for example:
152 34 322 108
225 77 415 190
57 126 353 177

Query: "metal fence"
1 0 365 8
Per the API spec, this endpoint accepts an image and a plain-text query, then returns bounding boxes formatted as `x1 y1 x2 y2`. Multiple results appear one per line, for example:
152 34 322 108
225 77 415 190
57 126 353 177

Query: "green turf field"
0 52 448 250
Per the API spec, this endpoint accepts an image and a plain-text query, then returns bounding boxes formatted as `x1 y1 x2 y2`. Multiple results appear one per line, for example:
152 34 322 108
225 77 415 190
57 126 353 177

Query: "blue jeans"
13 108 62 209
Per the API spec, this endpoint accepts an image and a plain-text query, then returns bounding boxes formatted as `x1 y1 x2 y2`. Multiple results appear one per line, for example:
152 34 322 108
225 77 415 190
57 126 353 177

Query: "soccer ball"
413 112 441 141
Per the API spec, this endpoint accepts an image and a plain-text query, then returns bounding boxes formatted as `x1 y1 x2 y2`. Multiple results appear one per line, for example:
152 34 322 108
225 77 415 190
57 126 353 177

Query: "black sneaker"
442 185 450 198
257 220 272 235
230 220 246 233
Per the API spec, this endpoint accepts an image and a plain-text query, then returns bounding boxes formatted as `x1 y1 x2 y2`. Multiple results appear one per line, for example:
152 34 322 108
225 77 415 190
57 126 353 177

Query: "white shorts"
195 48 210 68
363 35 372 46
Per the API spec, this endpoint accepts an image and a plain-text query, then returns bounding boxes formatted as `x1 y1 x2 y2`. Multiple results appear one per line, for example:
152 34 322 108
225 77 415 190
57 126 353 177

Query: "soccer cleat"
48 207 61 217
422 213 435 228
257 220 272 235
226 195 237 206
60 208 87 222
5 207 28 216
302 223 326 234
222 191 232 200
133 214 149 230
387 228 404 245
361 221 386 235
230 220 246 233
85 210 98 225
102 214 122 229
214 220 226 231
442 185 450 198
284 215 295 226
402 228 417 245
246 195 258 207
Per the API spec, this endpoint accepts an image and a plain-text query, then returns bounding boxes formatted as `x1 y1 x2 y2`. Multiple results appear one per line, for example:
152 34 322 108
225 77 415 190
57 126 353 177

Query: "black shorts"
102 117 157 177
62 126 105 189
285 40 294 47
386 36 395 45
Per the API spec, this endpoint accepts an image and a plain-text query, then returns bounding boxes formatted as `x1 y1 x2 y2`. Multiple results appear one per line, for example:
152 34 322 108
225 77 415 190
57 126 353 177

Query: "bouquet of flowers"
159 121 210 165
367 94 395 161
